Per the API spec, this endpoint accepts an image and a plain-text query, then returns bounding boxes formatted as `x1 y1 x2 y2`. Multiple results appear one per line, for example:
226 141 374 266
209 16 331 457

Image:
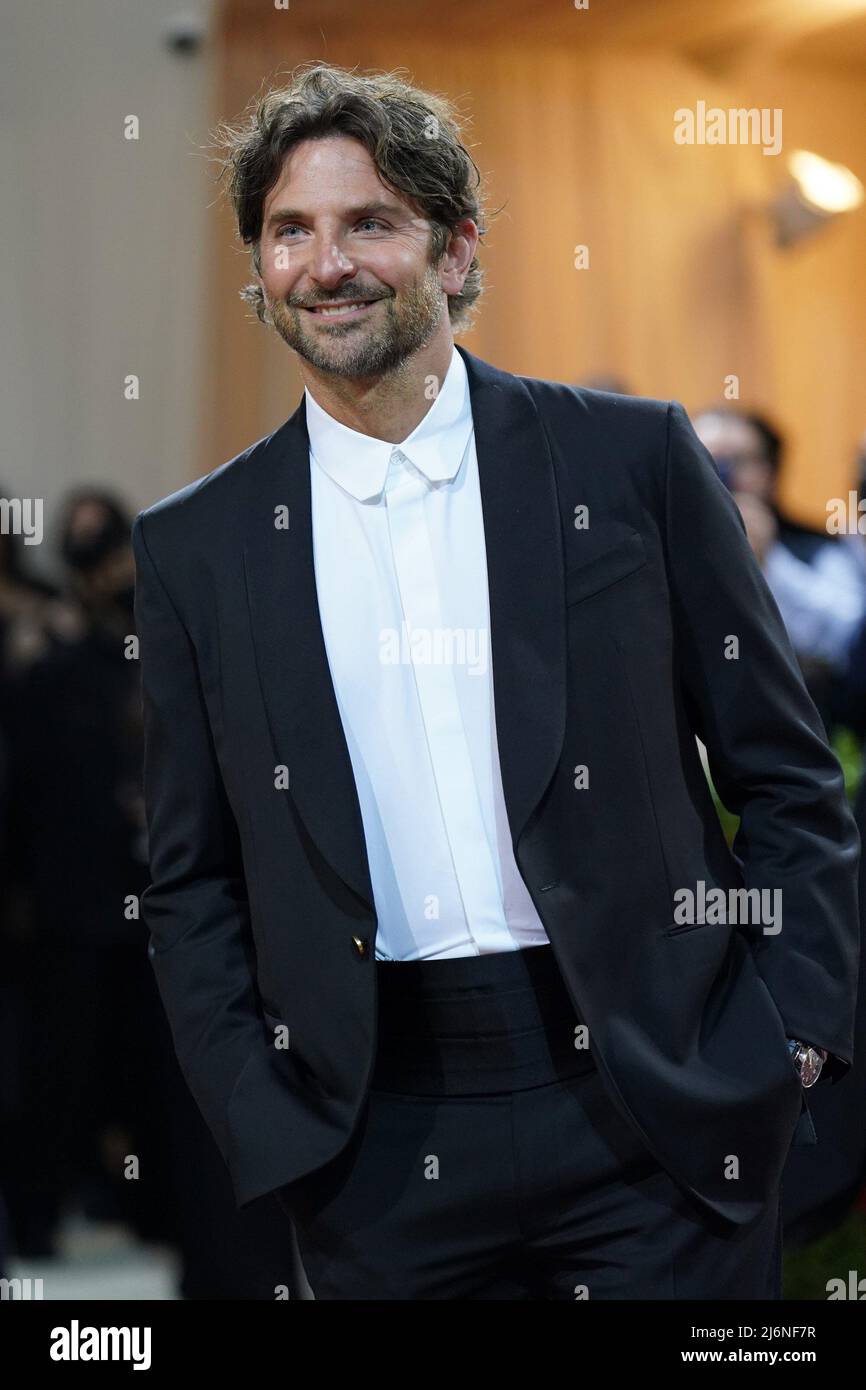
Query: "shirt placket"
384 447 507 950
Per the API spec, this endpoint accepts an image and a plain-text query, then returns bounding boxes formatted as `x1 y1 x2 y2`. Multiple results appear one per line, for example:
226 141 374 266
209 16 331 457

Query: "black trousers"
280 943 782 1300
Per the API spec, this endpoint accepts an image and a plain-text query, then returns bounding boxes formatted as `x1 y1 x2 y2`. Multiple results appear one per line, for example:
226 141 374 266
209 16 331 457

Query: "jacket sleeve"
132 510 265 1160
662 401 861 1081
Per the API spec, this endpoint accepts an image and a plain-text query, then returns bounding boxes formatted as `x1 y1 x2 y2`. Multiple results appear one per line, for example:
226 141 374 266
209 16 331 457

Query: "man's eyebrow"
264 201 406 230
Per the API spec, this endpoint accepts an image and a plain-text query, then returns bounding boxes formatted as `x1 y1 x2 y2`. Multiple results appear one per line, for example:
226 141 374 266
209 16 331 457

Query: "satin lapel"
242 345 568 913
456 344 567 852
243 402 375 911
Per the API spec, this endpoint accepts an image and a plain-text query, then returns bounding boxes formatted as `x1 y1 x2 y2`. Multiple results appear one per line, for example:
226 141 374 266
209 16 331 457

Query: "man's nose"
308 233 357 286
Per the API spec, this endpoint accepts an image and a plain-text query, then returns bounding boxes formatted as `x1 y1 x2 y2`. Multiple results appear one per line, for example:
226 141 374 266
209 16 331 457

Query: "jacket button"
352 935 370 958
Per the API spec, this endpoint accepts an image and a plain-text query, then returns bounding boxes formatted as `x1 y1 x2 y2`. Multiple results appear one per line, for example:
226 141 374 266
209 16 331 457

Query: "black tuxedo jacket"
132 344 860 1229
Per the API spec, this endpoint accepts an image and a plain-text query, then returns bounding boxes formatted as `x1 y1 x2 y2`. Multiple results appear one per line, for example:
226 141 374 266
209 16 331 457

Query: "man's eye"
276 219 388 238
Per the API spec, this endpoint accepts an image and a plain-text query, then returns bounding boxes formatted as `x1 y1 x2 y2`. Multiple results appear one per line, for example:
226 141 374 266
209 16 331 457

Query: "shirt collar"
304 344 473 502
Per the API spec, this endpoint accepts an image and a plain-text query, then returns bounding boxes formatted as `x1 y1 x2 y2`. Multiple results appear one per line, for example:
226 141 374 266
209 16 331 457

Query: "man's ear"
251 239 267 290
251 246 272 323
438 218 479 297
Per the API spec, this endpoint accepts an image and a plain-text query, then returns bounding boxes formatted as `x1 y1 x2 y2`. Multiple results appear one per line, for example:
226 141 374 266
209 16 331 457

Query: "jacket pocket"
565 529 647 606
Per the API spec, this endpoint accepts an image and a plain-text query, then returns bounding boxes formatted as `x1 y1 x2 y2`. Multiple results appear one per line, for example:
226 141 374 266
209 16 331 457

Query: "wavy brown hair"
214 62 492 334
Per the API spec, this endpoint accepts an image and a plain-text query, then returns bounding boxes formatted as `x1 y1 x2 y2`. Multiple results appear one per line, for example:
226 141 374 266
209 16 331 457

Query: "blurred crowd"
1 396 865 1296
0 490 296 1297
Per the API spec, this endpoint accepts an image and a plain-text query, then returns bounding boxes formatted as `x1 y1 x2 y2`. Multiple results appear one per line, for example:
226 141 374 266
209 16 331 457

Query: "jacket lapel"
243 344 567 913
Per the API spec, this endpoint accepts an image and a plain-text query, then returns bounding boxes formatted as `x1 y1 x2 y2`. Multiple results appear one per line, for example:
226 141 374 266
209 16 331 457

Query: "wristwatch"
787 1038 828 1088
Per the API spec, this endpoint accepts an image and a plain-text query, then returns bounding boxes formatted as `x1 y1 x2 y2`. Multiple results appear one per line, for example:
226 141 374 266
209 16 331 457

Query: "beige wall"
2 0 216 578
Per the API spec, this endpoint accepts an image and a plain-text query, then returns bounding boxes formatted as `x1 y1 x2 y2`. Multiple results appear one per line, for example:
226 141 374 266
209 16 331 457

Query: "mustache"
287 291 391 309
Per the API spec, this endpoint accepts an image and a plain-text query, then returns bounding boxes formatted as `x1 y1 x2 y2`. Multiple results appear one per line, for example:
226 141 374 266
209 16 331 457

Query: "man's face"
65 501 135 598
694 415 775 502
256 135 449 379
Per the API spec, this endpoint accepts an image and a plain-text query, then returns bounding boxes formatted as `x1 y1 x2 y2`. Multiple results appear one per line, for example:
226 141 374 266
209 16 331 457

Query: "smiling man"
239 98 478 442
260 150 458 394
132 63 859 1300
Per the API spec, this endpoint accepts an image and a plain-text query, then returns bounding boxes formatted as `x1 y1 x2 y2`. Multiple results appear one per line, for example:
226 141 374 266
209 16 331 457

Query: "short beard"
267 263 445 380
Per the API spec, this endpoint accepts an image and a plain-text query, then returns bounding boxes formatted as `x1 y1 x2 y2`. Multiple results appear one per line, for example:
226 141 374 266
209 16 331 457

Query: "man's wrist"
787 1038 828 1087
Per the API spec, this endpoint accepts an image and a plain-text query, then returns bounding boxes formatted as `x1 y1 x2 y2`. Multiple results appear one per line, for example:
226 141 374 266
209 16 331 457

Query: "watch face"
800 1049 822 1088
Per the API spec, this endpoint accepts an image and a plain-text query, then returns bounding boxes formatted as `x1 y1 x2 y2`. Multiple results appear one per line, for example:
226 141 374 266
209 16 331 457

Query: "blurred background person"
1 488 306 1296
2 490 170 1255
829 433 866 745
0 505 67 1276
694 408 866 732
0 498 68 688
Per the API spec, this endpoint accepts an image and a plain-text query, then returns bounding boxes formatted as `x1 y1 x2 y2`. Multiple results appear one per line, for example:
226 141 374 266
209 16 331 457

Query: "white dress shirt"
305 344 550 961
763 538 866 672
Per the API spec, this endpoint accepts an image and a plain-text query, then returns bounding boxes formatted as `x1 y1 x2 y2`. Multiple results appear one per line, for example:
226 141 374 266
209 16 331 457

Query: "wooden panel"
224 0 866 58
204 1 866 528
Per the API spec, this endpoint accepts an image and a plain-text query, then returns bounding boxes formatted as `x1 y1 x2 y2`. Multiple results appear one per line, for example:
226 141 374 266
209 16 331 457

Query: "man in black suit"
133 64 859 1300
